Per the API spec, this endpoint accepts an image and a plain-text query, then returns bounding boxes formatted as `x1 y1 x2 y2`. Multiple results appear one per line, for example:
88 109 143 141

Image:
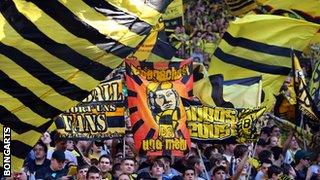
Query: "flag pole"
196 145 210 180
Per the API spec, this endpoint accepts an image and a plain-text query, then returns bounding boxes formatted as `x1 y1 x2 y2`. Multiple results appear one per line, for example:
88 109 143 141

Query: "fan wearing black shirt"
35 150 68 179
25 141 51 174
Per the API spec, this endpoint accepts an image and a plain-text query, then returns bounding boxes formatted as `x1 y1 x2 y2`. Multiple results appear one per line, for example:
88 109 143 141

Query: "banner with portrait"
183 99 266 143
125 57 193 156
55 76 126 139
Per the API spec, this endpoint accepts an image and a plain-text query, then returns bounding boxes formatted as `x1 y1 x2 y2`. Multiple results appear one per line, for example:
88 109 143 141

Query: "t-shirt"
35 166 68 179
26 159 51 174
47 149 78 165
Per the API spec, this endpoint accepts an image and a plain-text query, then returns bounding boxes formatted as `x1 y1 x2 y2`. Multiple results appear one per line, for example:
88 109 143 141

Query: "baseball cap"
294 150 313 163
52 150 66 162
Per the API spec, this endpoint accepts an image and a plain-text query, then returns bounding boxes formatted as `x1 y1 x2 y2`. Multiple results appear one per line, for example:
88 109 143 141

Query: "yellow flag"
208 15 320 111
0 0 171 172
252 0 320 24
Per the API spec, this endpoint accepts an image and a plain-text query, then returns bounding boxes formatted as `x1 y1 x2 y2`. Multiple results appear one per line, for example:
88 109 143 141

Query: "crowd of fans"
8 122 320 180
168 0 233 69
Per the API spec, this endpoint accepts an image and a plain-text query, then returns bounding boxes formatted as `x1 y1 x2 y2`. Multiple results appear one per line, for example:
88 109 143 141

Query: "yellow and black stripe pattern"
226 0 257 16
0 0 171 171
208 15 320 111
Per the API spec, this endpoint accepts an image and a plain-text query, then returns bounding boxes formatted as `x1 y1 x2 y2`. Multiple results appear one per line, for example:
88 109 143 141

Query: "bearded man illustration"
147 82 180 139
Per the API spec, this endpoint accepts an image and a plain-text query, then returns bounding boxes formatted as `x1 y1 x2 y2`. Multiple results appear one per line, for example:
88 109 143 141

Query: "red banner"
125 57 193 156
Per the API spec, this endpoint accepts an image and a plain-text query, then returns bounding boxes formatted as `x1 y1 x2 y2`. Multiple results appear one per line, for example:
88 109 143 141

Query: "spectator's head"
40 131 52 146
13 167 28 180
260 160 272 175
157 156 172 171
212 166 227 180
289 136 299 150
50 150 66 171
183 167 196 180
260 127 271 141
150 160 165 178
209 153 228 169
224 143 236 154
258 150 274 164
99 154 112 173
118 173 131 180
77 165 89 180
294 150 312 167
267 165 283 180
86 166 102 180
271 146 283 161
233 144 248 159
66 140 74 151
187 156 205 175
270 125 281 138
120 157 136 175
256 139 268 155
268 136 279 147
112 163 122 179
125 132 134 145
34 141 47 160
92 140 103 153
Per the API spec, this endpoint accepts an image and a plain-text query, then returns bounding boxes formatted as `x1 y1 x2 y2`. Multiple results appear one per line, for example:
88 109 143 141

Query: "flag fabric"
208 15 320 111
252 0 320 24
193 74 234 108
125 58 193 156
292 53 320 128
309 58 320 112
0 0 171 171
163 0 184 30
226 0 257 16
223 76 262 108
183 98 266 143
194 74 262 108
133 23 176 61
55 76 126 139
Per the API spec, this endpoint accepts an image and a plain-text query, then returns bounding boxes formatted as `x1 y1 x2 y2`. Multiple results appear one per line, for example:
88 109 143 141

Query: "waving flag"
0 0 171 172
208 15 320 111
252 0 320 24
293 53 320 128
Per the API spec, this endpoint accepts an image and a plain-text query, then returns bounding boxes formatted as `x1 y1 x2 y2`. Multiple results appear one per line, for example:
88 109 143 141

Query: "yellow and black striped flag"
292 53 320 128
252 0 320 24
226 0 257 16
208 15 320 111
0 0 171 172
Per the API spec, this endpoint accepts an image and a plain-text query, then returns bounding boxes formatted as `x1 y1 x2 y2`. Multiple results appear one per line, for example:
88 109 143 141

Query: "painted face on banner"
154 88 177 111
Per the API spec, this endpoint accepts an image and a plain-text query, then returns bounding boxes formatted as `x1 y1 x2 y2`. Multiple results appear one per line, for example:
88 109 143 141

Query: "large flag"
226 0 257 16
55 76 126 139
183 98 266 143
208 15 320 111
125 58 193 156
292 53 320 128
252 0 320 24
0 0 171 172
194 75 262 108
